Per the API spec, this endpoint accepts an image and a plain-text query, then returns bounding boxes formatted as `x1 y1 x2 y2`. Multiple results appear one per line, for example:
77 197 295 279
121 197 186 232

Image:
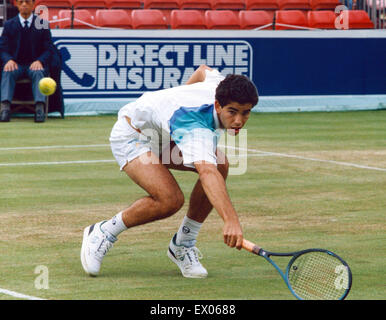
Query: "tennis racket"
242 239 352 300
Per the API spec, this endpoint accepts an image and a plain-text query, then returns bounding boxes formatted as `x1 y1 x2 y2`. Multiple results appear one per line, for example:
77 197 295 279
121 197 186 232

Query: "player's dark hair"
215 74 258 108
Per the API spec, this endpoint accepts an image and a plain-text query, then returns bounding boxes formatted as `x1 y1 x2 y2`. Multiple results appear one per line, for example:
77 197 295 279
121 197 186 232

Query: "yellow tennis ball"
39 77 57 96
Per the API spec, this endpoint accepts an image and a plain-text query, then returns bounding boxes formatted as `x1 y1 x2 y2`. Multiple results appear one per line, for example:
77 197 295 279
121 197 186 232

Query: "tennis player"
81 65 259 278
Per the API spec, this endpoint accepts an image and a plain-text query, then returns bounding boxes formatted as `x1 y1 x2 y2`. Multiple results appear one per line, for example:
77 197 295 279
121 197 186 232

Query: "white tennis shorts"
110 117 219 171
109 117 159 170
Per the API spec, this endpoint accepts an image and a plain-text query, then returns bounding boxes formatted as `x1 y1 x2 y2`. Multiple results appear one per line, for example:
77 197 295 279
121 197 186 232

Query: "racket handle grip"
242 239 261 255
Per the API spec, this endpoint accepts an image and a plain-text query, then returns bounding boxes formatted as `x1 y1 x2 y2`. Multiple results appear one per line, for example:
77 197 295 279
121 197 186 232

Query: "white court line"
0 288 45 300
0 144 109 151
0 159 115 167
0 144 385 172
260 151 386 172
221 145 386 172
0 156 273 167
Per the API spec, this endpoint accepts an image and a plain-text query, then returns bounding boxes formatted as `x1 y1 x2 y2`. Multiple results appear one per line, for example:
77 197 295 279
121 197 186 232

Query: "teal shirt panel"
169 104 218 144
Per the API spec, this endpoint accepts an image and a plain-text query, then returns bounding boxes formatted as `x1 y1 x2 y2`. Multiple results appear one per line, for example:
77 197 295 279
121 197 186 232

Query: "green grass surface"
0 111 385 300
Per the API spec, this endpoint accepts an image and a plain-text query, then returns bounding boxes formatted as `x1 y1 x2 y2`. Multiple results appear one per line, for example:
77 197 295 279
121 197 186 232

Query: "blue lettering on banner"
53 39 252 98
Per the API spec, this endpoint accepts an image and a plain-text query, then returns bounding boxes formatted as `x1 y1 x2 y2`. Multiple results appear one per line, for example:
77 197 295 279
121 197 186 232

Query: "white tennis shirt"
115 69 225 167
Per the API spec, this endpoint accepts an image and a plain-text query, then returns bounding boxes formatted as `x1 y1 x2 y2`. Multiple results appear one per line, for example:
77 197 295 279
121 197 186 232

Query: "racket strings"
288 252 350 300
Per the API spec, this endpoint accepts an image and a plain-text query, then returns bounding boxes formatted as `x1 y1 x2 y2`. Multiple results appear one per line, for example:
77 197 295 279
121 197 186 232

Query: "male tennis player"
81 65 258 278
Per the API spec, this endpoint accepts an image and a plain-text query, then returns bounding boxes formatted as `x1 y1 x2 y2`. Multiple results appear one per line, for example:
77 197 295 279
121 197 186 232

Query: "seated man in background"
0 0 53 123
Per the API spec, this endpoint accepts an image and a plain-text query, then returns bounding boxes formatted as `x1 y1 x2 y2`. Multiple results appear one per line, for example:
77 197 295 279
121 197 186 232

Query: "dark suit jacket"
0 15 64 117
0 14 52 67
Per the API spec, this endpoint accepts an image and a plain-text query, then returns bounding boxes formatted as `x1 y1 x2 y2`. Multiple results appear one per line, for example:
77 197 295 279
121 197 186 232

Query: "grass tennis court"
0 110 385 300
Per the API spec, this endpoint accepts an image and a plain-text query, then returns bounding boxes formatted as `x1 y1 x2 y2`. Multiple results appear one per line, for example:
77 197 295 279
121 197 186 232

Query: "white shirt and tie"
18 13 33 29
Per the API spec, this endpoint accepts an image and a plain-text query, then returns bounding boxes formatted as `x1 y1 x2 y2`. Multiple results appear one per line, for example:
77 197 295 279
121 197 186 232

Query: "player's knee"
167 190 184 215
158 190 184 218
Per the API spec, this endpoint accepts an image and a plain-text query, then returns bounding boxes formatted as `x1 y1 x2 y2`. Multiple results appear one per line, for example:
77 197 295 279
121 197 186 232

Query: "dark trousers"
1 65 46 104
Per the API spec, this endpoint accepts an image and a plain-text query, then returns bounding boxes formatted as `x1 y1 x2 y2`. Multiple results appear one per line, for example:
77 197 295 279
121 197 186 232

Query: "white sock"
101 211 128 237
176 216 202 247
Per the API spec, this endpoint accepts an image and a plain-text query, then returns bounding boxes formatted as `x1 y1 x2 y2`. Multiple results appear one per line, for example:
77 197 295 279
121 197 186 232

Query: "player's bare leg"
120 151 185 228
164 147 229 278
81 151 185 276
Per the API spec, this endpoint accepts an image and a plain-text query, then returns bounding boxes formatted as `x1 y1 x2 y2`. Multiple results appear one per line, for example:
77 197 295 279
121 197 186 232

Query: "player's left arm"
185 65 213 85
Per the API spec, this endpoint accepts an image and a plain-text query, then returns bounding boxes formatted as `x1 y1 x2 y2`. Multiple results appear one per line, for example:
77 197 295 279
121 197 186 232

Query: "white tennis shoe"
167 234 208 278
81 221 117 277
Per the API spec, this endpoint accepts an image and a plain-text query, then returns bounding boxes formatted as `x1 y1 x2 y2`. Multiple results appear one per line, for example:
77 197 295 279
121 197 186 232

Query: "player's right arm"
194 161 243 250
